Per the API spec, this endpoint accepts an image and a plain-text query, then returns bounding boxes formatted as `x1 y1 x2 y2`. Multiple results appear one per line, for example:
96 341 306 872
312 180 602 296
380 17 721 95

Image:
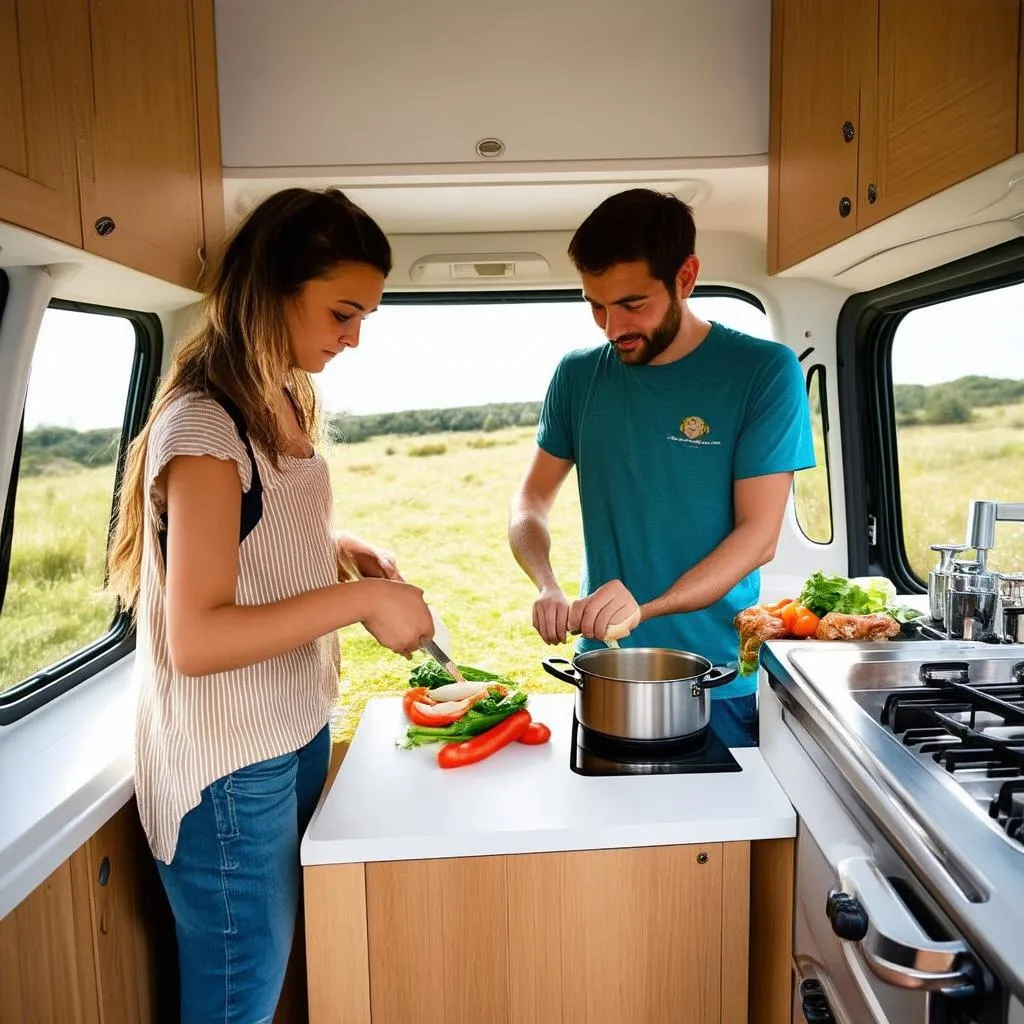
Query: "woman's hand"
336 532 404 581
359 579 434 658
568 580 641 642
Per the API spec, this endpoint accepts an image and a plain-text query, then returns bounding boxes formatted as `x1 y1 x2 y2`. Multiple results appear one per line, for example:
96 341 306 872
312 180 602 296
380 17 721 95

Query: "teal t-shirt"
537 322 815 699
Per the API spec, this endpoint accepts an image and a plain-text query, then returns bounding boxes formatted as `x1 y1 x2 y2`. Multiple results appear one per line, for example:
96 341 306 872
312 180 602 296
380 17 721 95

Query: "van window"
794 364 833 544
0 304 159 713
891 281 1024 579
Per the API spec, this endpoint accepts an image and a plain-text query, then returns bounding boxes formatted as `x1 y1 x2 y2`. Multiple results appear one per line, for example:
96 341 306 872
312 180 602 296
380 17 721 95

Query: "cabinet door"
768 0 876 272
0 860 98 1023
79 0 205 288
859 0 1020 227
0 0 89 246
70 801 178 1024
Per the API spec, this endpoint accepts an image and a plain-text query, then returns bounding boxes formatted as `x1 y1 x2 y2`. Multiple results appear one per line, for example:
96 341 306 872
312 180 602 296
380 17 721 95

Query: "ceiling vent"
409 252 551 283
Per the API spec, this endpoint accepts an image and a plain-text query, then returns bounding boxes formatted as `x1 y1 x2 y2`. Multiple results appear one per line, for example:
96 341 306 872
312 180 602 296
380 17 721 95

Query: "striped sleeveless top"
133 392 340 863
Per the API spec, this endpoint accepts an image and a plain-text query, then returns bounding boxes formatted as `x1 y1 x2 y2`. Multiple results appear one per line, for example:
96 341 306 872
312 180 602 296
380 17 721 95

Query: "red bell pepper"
437 710 532 769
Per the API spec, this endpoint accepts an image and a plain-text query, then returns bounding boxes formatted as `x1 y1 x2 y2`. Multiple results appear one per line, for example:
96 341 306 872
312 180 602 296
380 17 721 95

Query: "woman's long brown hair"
106 188 391 610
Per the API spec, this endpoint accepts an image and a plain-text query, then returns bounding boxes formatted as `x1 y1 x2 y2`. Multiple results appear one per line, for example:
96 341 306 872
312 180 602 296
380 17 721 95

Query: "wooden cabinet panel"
191 0 226 273
749 838 795 1024
0 0 89 246
78 0 205 288
859 0 1020 227
365 856 510 1024
768 0 875 272
507 844 739 1024
72 802 177 1024
0 860 96 1023
307 842 752 1024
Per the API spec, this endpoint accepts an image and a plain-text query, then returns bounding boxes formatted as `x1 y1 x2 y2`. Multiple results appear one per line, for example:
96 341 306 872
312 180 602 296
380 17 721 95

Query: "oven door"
792 823 934 1024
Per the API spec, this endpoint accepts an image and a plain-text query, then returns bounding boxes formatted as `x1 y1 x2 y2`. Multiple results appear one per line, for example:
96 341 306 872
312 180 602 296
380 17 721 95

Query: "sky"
21 285 1024 431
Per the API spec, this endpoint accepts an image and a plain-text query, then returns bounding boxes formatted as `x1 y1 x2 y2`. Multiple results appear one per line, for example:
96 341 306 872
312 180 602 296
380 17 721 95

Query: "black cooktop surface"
569 716 742 777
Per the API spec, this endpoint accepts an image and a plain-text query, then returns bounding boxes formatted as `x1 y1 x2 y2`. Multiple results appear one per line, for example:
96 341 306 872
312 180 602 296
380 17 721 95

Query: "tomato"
791 608 821 638
437 710 532 769
780 601 801 631
517 721 552 745
403 687 438 725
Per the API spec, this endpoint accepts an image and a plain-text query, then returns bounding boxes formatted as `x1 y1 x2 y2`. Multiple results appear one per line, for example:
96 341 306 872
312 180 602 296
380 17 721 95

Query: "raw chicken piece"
814 611 900 641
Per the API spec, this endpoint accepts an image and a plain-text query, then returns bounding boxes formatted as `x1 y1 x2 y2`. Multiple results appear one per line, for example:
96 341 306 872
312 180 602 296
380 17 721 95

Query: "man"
507 189 814 746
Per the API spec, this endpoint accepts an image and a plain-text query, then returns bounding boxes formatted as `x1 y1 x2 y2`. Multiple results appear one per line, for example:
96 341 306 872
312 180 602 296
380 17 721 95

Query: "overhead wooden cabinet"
769 0 1021 273
0 0 90 247
78 0 206 289
0 0 224 289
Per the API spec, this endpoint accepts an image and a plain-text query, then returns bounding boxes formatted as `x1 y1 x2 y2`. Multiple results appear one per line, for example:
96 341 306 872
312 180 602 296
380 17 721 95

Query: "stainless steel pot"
541 647 737 742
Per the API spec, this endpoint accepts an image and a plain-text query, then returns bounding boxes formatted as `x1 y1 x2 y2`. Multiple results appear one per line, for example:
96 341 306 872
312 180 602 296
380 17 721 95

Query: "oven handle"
831 856 981 995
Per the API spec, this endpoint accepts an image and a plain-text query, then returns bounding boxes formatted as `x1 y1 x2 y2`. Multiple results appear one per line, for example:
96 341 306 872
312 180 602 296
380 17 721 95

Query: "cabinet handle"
94 216 116 237
842 121 855 143
867 183 878 204
838 197 852 218
97 855 110 885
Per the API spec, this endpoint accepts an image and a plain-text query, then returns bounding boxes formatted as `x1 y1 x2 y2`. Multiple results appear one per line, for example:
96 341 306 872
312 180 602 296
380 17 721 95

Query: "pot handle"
693 664 738 694
541 656 582 689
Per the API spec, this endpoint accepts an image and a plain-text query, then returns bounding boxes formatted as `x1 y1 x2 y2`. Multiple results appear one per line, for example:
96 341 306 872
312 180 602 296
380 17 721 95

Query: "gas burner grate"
879 661 1024 844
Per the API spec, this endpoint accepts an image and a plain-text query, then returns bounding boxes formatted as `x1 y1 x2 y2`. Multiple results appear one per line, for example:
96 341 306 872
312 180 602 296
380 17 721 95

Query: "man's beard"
610 293 681 365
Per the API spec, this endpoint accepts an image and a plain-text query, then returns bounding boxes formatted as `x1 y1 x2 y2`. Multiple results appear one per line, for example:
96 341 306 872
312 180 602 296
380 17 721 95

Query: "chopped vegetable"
410 698 475 726
427 680 490 702
518 721 551 746
400 688 529 748
437 710 532 769
409 660 511 690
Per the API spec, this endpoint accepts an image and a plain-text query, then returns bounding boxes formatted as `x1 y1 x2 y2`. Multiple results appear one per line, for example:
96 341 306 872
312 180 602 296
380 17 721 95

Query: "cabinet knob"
842 121 855 143
867 183 878 204
94 216 116 237
838 197 852 218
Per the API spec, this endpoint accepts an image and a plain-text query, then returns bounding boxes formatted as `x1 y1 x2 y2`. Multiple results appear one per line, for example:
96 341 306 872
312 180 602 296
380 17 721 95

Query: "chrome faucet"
966 500 1024 570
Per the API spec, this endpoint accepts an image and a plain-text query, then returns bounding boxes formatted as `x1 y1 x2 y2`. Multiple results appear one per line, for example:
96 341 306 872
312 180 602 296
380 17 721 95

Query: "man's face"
580 260 683 366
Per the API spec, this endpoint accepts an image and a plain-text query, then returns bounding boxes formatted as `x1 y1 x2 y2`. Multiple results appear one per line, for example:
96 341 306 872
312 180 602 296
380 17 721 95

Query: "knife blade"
420 638 467 684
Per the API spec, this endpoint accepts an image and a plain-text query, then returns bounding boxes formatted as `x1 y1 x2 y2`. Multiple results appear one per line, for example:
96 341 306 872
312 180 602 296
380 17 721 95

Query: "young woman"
107 187 434 1023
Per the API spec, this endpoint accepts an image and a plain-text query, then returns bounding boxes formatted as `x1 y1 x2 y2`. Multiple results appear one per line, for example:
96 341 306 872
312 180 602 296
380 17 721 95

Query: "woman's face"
285 262 386 374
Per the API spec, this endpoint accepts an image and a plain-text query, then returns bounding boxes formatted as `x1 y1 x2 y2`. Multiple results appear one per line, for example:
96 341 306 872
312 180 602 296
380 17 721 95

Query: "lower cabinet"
0 800 177 1024
305 841 782 1024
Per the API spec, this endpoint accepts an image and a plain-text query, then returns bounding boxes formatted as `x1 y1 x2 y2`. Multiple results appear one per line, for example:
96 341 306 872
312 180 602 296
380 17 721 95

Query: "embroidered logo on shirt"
668 414 721 447
680 416 710 439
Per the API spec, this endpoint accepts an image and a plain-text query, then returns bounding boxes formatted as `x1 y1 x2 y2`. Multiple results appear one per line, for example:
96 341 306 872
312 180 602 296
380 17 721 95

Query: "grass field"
4 410 1024 739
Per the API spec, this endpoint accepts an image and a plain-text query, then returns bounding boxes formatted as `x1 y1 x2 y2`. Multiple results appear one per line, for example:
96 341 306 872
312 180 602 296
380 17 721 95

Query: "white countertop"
301 693 796 866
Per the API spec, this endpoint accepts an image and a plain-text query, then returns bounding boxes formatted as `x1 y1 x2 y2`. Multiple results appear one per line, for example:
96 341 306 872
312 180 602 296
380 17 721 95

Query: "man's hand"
569 580 641 642
337 533 404 581
533 585 571 645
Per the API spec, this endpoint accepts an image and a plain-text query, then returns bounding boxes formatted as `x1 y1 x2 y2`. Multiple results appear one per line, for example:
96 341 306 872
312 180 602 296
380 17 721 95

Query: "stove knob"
800 981 835 1023
826 889 869 941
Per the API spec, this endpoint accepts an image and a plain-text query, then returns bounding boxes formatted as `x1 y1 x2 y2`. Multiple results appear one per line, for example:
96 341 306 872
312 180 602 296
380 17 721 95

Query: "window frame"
0 299 162 724
380 284 766 312
836 237 1024 591
794 360 834 545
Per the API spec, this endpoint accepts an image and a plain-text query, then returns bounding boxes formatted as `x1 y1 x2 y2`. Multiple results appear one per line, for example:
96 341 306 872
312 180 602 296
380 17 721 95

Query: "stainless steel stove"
852 659 1024 848
760 640 1024 1024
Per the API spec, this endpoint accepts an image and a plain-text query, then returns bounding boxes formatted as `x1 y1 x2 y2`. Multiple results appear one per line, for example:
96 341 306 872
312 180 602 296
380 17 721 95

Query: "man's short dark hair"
568 189 696 291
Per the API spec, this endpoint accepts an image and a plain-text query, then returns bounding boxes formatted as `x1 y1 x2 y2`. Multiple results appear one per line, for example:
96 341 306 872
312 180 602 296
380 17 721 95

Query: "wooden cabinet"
769 0 1021 273
0 858 94 1023
0 0 90 247
305 842 756 1024
0 801 177 1024
78 0 206 289
0 0 223 290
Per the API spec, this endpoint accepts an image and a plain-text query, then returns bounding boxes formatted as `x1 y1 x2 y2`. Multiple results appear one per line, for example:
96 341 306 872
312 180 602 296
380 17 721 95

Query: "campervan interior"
2 1 1024 1022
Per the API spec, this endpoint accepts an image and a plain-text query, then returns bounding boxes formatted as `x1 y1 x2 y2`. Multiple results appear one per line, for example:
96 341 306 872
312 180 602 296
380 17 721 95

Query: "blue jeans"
156 725 331 1024
711 692 759 747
